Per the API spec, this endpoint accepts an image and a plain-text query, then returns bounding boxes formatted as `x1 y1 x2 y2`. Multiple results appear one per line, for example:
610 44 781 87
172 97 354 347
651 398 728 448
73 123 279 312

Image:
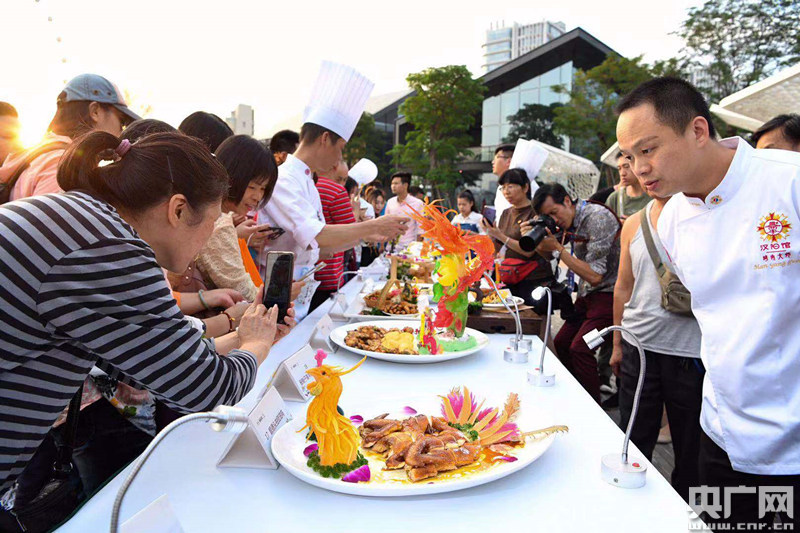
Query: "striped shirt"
0 192 257 492
314 177 356 291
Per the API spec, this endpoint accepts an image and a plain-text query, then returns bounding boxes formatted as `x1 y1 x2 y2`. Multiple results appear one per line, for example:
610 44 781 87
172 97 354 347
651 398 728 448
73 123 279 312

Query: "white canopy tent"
531 139 601 199
711 62 800 132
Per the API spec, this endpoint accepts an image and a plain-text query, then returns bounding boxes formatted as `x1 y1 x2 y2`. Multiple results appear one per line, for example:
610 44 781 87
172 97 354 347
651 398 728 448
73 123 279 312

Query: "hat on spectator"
61 73 141 122
303 61 374 141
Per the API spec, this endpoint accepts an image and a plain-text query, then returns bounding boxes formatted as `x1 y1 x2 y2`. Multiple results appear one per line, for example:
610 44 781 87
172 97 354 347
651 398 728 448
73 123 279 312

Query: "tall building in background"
226 104 254 136
483 20 567 72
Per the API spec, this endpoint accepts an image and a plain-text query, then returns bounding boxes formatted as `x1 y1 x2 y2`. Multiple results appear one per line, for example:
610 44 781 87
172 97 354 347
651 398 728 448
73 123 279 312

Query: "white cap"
509 138 549 194
303 61 375 141
348 158 378 185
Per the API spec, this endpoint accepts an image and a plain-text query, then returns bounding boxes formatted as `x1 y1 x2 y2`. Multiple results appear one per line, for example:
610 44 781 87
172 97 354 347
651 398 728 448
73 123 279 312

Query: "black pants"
618 340 704 503
698 431 800 530
309 288 335 314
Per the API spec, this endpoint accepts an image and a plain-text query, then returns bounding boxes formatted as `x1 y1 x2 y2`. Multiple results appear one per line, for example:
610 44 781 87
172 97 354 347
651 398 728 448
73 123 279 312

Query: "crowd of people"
0 64 799 532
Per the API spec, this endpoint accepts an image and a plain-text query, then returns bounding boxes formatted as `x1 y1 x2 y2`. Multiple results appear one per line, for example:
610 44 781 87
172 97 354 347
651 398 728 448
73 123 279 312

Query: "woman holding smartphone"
193 135 287 304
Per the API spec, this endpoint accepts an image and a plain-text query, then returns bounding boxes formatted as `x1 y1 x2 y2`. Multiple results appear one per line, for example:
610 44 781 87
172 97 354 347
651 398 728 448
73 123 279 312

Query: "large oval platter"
329 320 488 364
271 407 558 497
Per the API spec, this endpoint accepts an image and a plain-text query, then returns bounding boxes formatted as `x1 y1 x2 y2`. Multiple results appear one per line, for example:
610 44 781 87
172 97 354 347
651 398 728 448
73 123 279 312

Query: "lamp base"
503 346 529 364
517 338 533 351
600 453 647 488
528 370 555 386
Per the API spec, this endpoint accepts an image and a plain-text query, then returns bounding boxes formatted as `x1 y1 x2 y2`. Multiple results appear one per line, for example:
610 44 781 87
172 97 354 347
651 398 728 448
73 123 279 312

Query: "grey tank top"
621 207 702 357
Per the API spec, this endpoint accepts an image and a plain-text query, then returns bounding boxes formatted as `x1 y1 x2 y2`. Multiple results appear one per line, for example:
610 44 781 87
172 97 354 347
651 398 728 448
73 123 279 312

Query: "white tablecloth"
57 276 699 532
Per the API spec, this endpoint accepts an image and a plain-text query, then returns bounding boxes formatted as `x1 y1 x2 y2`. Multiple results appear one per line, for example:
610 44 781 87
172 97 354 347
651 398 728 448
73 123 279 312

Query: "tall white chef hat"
303 61 375 142
509 138 549 194
348 158 378 185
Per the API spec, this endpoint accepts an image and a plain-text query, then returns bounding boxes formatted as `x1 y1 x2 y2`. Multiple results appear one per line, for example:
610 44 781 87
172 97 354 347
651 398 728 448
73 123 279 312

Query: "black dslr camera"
519 214 559 252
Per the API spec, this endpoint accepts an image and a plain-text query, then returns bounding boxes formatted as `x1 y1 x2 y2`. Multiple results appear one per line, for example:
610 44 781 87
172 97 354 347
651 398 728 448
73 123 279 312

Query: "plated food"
330 321 490 363
272 384 568 497
361 282 419 316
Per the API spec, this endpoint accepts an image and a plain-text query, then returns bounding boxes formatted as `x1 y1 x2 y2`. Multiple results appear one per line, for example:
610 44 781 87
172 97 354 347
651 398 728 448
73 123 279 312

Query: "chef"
258 61 407 319
616 77 800 529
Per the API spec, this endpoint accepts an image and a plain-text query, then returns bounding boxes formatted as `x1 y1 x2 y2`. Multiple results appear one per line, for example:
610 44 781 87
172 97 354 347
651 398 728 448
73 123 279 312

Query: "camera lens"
519 225 548 252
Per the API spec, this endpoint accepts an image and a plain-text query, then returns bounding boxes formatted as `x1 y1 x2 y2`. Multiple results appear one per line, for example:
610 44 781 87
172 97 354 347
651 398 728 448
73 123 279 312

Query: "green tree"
552 54 653 163
503 103 564 148
390 65 485 200
678 0 800 102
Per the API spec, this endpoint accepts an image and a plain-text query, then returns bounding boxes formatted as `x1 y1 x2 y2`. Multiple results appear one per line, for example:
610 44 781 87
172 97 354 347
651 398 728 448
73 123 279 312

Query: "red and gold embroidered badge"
757 213 791 243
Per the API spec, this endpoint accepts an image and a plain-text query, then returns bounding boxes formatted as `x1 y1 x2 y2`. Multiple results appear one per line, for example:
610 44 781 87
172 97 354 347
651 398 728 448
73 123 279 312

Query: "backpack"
0 142 69 204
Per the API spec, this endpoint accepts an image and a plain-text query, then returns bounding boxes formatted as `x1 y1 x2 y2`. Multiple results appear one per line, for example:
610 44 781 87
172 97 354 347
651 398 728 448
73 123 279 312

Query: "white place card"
309 314 338 352
270 345 318 402
120 494 184 533
217 386 291 469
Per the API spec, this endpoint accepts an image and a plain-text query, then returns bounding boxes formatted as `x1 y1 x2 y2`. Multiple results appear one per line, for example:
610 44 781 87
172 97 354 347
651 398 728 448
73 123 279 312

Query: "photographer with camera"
522 183 620 402
480 168 554 305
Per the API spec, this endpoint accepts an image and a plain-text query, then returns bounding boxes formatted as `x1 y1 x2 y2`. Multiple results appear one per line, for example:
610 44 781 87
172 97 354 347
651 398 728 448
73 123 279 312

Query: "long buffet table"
57 275 700 532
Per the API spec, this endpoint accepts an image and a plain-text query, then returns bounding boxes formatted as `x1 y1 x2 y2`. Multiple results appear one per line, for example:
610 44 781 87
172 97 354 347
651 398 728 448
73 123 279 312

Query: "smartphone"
262 251 295 323
482 206 496 227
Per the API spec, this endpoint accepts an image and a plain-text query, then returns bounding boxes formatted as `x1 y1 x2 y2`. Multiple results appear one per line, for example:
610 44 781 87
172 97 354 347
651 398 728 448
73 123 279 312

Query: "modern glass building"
480 61 574 150
371 28 615 201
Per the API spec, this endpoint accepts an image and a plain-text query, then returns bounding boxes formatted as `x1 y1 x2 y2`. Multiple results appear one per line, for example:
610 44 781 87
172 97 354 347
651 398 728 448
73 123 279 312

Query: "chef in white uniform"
616 76 800 529
258 62 408 319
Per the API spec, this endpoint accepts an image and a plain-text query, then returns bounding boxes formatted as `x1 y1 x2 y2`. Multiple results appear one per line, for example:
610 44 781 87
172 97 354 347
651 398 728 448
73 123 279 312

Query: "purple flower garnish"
350 415 364 425
303 443 318 457
402 406 417 415
341 464 371 483
493 455 518 463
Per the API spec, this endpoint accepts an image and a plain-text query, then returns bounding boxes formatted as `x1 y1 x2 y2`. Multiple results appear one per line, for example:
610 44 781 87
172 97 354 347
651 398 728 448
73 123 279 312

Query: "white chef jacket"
658 137 800 475
257 154 325 319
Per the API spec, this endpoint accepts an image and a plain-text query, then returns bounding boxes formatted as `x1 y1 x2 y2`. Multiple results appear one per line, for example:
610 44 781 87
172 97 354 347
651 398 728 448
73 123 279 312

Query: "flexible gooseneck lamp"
528 286 555 386
110 406 249 533
583 326 648 488
482 272 529 363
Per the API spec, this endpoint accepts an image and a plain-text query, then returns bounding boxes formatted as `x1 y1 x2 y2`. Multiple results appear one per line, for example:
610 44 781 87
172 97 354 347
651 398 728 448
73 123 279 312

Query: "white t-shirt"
658 137 800 475
451 211 485 234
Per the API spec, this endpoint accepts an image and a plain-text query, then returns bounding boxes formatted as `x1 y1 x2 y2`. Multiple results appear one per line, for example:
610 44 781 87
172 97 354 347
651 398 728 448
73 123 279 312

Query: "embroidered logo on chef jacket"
754 212 795 269
709 195 722 205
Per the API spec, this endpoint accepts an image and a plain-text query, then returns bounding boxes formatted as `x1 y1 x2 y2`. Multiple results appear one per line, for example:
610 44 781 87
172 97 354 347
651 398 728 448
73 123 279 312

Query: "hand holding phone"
262 251 295 322
482 206 497 227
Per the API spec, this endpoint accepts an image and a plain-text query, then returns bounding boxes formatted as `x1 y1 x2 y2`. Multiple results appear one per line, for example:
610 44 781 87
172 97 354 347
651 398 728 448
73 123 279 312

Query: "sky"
3 0 704 146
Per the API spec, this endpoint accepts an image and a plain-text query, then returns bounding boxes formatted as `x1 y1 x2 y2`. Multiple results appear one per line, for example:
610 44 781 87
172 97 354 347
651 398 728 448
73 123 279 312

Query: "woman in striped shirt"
0 131 279 508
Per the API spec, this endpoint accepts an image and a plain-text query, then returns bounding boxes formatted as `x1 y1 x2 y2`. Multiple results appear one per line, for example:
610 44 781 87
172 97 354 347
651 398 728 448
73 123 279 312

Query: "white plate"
271 405 559 497
329 320 489 364
482 295 525 309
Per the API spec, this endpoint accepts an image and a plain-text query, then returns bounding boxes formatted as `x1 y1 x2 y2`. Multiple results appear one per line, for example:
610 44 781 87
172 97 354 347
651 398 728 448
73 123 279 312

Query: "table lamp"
482 273 529 363
528 286 555 386
583 326 648 489
110 406 249 533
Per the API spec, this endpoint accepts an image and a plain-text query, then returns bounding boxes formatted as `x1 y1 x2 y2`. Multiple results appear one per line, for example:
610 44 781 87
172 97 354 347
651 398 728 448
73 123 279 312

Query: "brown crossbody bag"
638 207 693 316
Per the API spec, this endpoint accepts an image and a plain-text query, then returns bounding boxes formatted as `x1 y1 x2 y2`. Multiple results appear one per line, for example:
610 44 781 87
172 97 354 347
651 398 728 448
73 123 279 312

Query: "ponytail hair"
57 131 229 217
